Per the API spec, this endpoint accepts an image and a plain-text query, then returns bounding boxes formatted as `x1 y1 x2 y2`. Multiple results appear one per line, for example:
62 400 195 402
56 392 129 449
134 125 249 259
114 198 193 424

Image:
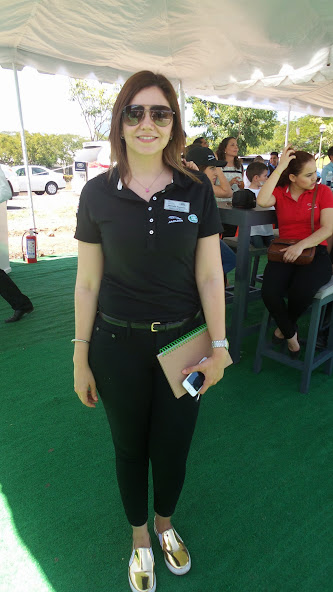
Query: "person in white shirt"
0 167 33 322
244 156 266 188
246 162 274 248
216 137 244 193
216 137 244 236
321 146 333 186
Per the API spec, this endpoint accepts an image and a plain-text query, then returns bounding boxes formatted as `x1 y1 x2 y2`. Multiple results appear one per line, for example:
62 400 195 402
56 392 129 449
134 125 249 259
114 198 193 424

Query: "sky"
0 66 297 140
0 67 200 138
0 67 90 136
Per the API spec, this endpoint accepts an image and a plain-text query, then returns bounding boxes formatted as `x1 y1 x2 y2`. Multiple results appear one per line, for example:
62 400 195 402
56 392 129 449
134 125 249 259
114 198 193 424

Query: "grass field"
1 257 332 592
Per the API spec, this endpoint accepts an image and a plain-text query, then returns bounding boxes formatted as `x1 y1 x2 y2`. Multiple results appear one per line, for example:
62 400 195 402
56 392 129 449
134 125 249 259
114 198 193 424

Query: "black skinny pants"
88 313 204 527
0 269 32 310
261 246 332 339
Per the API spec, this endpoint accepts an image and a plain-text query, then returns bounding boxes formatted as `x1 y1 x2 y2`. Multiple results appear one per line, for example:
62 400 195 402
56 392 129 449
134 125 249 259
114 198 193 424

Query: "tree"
187 97 278 154
53 134 85 166
0 133 22 165
0 132 85 168
249 116 333 156
69 79 121 141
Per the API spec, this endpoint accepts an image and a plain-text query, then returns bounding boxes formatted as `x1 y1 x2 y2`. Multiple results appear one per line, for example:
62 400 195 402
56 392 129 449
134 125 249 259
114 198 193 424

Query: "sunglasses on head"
122 104 175 127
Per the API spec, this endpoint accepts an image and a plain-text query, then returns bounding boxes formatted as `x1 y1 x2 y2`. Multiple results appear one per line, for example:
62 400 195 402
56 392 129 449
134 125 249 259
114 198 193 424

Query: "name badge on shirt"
164 199 190 213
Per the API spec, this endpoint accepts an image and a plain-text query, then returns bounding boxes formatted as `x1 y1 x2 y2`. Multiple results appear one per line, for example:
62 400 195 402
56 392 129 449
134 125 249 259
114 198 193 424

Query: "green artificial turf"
1 258 332 592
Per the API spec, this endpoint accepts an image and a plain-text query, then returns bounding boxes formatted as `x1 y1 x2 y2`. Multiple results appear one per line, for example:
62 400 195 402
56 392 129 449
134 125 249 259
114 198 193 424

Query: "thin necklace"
132 169 165 193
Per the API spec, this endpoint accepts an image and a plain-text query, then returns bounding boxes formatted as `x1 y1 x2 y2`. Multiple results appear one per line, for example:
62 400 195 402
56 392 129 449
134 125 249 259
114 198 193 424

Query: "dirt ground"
6 186 79 259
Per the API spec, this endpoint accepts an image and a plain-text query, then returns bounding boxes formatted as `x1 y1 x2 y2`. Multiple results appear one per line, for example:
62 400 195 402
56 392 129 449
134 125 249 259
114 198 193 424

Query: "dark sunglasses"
122 104 175 127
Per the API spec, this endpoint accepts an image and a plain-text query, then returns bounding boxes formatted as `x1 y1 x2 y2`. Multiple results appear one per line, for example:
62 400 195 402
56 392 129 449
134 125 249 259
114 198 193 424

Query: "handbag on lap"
267 185 318 265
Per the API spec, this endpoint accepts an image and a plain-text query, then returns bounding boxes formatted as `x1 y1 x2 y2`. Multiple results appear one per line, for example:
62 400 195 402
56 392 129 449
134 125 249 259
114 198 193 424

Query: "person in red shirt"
257 146 333 357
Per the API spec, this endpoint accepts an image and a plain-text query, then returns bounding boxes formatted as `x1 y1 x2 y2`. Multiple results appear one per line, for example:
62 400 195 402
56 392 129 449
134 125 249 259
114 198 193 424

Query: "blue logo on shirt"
188 214 198 223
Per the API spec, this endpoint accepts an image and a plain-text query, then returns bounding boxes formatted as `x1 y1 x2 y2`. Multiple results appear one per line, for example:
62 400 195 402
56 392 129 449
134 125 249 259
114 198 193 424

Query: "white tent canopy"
198 47 333 116
1 0 332 242
1 0 333 115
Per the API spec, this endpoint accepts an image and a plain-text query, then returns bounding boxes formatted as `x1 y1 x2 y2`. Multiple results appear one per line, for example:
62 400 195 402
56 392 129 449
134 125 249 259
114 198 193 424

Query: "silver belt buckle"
151 321 161 332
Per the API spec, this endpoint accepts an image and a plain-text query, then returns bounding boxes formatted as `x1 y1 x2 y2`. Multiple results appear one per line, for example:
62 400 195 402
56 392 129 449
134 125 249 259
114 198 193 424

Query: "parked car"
13 165 66 195
0 164 20 198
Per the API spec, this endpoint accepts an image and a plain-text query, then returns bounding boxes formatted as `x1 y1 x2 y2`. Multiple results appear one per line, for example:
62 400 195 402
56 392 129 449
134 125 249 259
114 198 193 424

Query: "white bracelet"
71 338 90 344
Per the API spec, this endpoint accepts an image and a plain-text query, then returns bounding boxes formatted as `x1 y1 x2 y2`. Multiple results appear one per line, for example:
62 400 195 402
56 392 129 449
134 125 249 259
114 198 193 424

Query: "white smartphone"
182 357 207 397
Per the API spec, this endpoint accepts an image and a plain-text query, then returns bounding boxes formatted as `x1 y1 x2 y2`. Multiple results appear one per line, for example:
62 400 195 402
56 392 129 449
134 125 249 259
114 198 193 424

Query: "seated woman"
186 145 236 277
216 137 244 236
216 137 244 194
257 146 333 357
246 161 275 248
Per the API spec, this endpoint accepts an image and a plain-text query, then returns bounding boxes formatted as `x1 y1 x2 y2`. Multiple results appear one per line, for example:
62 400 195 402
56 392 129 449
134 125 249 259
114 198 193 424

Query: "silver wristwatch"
211 338 229 350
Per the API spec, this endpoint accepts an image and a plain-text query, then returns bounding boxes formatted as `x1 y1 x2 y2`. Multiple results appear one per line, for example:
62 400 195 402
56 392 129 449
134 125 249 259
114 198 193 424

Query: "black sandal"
272 332 285 345
288 348 301 360
287 329 300 359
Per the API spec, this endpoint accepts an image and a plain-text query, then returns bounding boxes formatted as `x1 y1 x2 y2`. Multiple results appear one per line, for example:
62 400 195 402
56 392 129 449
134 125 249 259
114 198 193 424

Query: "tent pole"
12 63 36 230
284 103 291 146
178 80 186 130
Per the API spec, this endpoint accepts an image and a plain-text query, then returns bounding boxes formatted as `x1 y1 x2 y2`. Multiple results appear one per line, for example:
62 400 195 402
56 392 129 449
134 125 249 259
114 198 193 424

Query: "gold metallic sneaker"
128 547 156 592
154 520 191 575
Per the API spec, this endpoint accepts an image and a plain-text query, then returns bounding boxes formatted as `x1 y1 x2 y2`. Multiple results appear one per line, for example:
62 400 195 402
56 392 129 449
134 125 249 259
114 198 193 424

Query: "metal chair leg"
324 314 333 376
250 256 260 287
300 299 322 393
253 308 270 373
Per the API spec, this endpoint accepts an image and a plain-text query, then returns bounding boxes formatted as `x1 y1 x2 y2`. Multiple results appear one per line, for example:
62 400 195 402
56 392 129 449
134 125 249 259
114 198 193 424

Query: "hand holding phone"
182 357 207 397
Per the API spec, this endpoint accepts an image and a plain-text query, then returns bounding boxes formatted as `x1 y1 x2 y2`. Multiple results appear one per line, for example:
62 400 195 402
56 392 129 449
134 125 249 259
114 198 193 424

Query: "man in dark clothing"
267 151 279 177
193 136 209 148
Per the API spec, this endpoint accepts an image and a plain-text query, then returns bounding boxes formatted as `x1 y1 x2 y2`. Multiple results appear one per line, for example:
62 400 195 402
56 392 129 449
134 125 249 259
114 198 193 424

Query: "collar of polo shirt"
283 185 315 198
115 168 194 192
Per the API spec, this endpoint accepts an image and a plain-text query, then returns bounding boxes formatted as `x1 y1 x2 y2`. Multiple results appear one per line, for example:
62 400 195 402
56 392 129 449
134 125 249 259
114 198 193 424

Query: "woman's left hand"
182 351 226 395
280 242 305 263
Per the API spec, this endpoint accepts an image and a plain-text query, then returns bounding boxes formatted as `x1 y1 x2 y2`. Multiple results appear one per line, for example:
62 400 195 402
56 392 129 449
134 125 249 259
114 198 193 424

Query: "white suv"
13 165 66 195
0 164 20 197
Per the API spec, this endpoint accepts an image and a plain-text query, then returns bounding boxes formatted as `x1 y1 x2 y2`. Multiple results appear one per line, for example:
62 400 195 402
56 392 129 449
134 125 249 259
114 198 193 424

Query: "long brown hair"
108 70 199 184
277 151 315 187
216 137 242 170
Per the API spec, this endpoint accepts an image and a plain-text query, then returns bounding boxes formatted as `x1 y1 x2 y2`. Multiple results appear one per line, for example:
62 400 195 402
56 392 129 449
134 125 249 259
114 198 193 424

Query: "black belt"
98 310 201 332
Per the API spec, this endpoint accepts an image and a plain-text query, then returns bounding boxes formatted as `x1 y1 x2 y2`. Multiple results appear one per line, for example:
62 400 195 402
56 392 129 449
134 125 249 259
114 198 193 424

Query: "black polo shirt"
75 167 222 321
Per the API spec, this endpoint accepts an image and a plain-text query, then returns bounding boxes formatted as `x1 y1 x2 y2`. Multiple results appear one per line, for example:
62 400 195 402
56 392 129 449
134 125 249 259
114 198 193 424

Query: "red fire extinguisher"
22 229 38 263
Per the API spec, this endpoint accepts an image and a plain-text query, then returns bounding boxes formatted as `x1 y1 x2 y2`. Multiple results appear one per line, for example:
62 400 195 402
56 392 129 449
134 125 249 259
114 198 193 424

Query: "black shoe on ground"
5 305 34 323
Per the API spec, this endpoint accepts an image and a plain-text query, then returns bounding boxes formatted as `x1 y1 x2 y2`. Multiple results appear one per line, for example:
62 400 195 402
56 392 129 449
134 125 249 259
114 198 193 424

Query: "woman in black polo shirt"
73 70 228 592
